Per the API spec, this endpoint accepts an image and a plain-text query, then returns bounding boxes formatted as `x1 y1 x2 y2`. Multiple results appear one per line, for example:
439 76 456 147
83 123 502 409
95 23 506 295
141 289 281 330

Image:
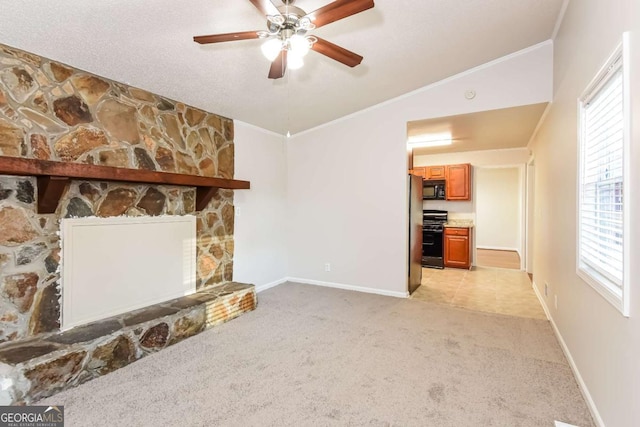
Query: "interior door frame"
524 156 535 274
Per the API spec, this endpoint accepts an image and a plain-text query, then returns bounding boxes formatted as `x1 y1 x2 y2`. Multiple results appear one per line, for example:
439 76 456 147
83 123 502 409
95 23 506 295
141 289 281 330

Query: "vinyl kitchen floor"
411 266 547 320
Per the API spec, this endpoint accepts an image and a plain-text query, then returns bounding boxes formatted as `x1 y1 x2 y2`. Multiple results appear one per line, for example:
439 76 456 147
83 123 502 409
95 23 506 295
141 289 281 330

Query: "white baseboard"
531 280 551 321
477 245 519 252
255 278 288 293
287 277 409 298
532 281 605 427
254 277 409 299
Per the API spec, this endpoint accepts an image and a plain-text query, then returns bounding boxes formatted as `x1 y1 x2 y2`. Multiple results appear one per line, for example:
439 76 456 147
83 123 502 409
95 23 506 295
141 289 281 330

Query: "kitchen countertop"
444 220 474 228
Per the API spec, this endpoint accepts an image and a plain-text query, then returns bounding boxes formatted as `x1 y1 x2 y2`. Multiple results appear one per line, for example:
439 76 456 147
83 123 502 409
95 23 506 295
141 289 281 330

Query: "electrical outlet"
324 263 331 272
544 282 548 297
555 294 558 310
235 207 241 216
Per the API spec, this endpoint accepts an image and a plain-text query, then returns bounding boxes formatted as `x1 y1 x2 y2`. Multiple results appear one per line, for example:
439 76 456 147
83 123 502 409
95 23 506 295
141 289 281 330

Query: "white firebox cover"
60 215 197 330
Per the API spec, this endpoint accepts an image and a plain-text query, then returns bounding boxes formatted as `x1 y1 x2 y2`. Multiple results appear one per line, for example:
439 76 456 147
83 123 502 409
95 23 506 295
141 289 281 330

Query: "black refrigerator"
408 174 423 294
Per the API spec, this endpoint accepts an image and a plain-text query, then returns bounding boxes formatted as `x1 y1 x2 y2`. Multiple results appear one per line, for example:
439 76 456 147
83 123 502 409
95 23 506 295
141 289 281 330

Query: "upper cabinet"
445 164 471 201
409 163 472 202
410 166 446 180
410 166 427 179
425 166 446 180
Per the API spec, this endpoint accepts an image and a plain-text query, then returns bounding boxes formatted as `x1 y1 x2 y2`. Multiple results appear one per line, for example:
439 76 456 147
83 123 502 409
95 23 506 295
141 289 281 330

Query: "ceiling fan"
193 0 375 79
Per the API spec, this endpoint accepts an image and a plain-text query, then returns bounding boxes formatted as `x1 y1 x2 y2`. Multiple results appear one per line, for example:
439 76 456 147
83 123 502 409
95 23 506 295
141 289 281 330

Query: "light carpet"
41 282 594 426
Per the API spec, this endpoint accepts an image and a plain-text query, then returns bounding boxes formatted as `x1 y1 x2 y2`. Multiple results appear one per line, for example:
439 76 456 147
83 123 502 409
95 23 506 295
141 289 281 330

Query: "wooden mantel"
0 156 250 213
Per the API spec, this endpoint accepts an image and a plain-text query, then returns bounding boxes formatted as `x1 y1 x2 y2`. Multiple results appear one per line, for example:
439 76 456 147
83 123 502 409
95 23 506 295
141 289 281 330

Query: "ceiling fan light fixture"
288 53 304 69
261 38 283 61
289 34 311 57
267 14 285 26
193 0 374 79
298 17 315 31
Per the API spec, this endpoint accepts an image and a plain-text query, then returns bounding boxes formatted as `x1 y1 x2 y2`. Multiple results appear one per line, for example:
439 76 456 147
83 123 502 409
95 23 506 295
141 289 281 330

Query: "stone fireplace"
0 44 256 403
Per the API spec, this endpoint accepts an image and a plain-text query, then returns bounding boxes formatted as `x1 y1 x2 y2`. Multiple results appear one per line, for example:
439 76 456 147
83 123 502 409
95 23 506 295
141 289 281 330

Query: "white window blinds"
578 50 626 308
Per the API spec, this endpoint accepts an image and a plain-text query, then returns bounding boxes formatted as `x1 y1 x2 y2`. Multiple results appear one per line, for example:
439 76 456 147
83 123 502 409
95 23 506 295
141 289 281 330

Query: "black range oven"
422 210 448 269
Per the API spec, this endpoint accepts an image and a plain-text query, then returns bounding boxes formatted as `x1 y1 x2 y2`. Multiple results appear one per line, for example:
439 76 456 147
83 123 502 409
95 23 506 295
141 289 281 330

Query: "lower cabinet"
444 227 471 269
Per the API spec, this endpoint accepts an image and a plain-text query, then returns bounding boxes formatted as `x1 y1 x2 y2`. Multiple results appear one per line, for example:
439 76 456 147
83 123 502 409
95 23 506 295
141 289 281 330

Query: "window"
577 37 630 316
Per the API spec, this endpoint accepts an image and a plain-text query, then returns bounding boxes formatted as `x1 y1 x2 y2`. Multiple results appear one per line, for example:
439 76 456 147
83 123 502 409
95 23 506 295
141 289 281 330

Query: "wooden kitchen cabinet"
411 165 446 180
410 166 427 179
411 163 472 201
425 166 446 179
444 227 471 269
445 163 471 201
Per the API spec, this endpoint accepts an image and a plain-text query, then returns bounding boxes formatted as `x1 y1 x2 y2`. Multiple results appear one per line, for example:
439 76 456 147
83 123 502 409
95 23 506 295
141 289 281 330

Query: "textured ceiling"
0 0 563 135
408 103 549 155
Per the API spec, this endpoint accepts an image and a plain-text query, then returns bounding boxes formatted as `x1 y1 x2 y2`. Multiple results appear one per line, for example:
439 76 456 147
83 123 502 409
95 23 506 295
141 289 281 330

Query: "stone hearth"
0 282 256 404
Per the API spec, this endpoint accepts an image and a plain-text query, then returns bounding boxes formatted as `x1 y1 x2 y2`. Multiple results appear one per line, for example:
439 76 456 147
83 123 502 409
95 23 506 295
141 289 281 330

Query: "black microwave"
423 180 446 200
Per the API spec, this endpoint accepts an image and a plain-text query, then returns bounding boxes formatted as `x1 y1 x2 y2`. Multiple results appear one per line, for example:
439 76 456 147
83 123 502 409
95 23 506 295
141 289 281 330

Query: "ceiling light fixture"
256 3 318 70
260 38 283 61
193 0 373 79
287 53 305 70
407 132 453 148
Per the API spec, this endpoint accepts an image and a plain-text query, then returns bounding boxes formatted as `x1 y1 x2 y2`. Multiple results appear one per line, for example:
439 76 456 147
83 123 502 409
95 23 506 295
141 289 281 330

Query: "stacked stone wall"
0 44 236 344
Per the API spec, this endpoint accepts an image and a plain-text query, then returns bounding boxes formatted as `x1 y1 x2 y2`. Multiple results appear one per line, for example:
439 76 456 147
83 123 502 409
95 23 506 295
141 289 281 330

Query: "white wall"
529 1 640 426
475 167 521 251
233 122 288 291
286 43 552 296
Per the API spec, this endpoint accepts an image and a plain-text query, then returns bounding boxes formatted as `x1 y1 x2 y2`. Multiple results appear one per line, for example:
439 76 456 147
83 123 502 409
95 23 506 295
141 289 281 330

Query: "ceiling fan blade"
305 0 374 28
248 0 281 16
268 50 287 79
311 37 363 67
194 31 260 44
